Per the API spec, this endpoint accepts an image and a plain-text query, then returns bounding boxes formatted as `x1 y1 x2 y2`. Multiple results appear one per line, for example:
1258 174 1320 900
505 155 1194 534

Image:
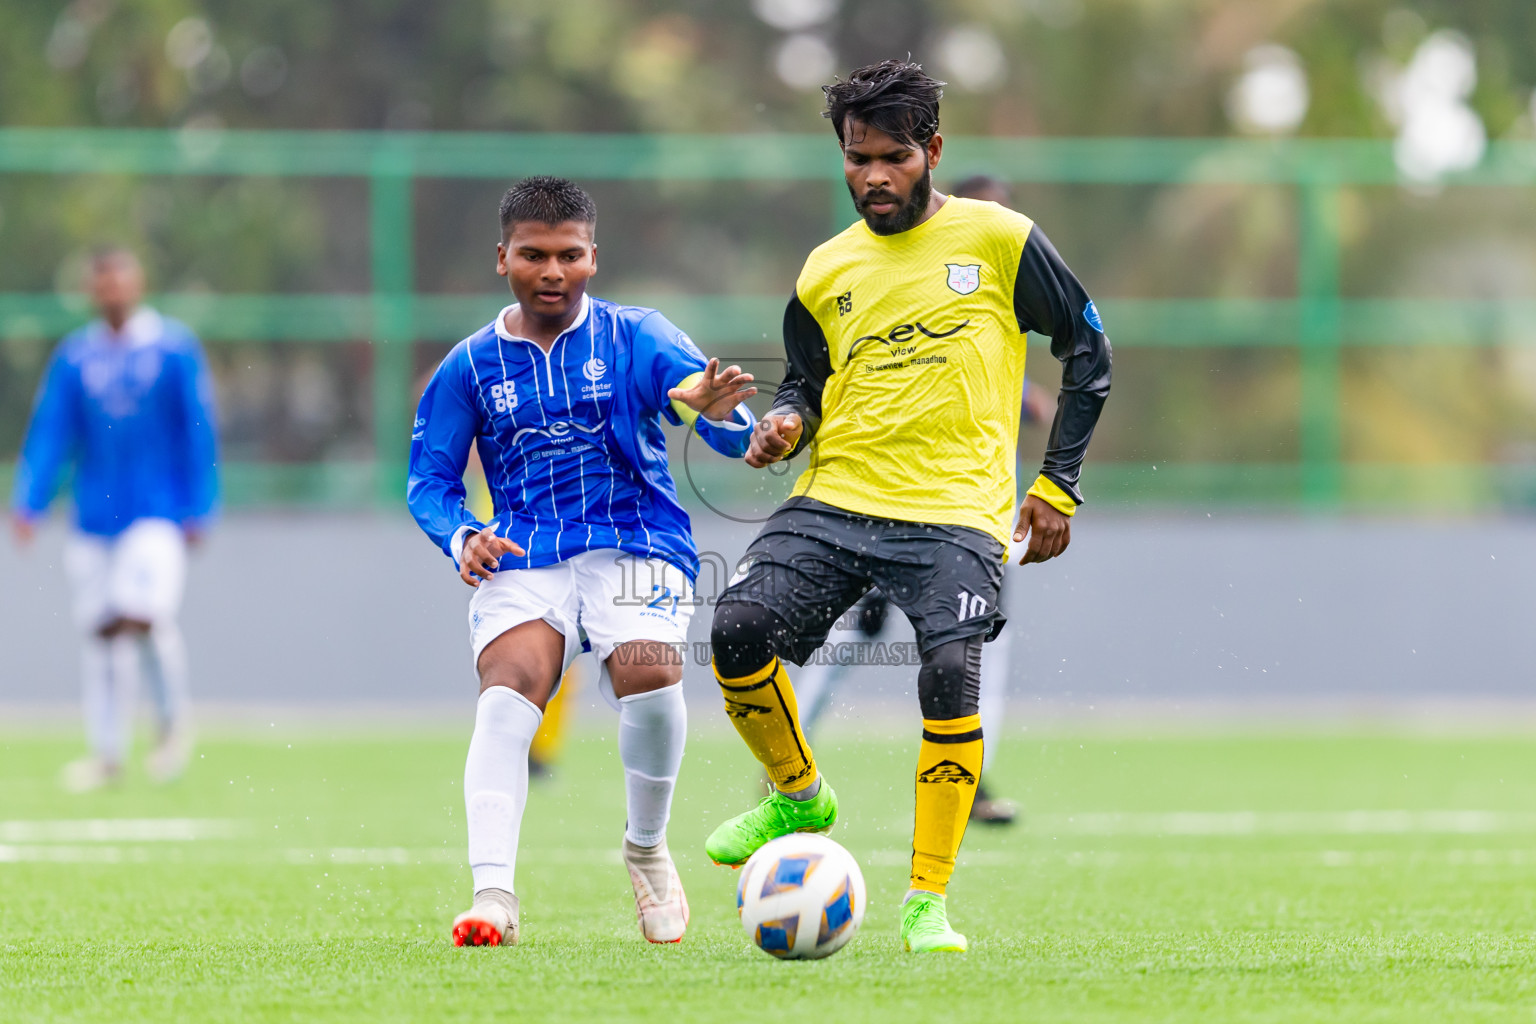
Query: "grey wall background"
3 511 1533 717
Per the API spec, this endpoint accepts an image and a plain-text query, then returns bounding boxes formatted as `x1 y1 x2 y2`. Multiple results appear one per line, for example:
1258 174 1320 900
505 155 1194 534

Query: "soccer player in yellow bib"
706 60 1112 953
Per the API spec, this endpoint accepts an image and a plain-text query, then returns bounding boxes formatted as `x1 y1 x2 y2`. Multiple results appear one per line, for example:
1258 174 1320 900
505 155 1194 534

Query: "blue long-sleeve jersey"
12 309 220 537
407 295 753 581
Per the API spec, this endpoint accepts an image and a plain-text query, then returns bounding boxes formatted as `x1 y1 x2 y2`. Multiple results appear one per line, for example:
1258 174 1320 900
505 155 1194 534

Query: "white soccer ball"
736 833 866 960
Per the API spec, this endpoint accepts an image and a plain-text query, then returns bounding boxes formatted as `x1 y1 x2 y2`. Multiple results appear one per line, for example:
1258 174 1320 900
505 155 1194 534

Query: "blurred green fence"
2 128 1535 512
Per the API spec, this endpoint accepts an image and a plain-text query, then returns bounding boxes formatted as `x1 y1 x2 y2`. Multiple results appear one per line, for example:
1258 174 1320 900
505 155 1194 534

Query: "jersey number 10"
956 590 988 621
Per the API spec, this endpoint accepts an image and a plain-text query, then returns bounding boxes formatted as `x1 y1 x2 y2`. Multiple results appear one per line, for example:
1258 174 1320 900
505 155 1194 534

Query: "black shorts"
849 574 1014 638
719 497 1007 666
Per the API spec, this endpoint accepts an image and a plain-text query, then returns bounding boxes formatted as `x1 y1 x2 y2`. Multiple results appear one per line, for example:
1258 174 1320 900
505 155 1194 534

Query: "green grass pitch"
2 725 1534 1022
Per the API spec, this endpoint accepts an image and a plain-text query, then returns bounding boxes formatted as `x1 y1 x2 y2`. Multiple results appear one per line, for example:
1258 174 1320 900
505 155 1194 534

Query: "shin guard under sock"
714 656 818 793
911 715 984 895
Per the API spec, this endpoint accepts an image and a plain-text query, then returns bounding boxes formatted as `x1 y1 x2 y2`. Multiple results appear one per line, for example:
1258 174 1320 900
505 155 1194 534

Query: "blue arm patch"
1083 300 1104 333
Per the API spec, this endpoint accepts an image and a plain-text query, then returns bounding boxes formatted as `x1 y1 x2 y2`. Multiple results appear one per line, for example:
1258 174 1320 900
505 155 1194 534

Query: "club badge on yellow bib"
945 263 981 295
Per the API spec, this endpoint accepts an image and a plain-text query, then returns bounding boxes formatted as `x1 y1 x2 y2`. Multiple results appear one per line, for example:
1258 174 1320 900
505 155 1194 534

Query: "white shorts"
64 518 187 632
468 548 694 709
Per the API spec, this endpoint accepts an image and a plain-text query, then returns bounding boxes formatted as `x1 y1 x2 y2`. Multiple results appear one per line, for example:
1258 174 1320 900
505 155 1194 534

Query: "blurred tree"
2 0 1535 482
4 1 1531 135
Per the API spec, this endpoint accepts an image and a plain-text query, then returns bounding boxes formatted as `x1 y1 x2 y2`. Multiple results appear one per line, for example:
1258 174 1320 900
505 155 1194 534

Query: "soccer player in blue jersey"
11 247 218 792
408 177 757 948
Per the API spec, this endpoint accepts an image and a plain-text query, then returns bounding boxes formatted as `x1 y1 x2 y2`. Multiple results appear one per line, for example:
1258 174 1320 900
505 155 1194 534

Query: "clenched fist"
745 413 803 468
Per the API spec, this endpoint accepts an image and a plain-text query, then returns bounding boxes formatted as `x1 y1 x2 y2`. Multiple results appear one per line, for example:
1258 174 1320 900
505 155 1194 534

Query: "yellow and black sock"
911 714 984 895
714 656 819 793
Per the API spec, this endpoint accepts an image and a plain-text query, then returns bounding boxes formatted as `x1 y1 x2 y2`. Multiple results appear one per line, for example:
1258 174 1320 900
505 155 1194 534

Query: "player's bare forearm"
460 528 527 588
745 412 803 468
1012 494 1071 565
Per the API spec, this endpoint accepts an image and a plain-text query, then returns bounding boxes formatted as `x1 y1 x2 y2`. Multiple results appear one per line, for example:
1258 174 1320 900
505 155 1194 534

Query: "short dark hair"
823 60 945 149
498 176 597 235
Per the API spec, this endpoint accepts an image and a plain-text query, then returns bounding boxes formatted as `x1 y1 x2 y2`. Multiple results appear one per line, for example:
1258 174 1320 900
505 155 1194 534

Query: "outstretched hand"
1012 494 1071 565
745 413 802 468
460 528 526 588
667 359 757 422
11 516 35 548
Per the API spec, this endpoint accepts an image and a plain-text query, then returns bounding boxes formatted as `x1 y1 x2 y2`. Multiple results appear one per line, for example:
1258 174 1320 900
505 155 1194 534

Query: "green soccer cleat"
901 891 968 953
705 780 838 867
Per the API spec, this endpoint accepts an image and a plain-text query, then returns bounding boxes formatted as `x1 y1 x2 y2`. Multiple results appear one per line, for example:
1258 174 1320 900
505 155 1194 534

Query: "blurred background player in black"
790 173 1054 826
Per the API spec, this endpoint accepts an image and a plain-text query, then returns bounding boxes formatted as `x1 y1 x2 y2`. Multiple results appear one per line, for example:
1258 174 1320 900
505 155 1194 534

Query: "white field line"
5 813 1536 869
0 845 619 866
6 812 1533 846
866 848 1536 868
1026 810 1536 836
0 844 152 863
5 845 1536 869
282 847 622 866
0 819 244 842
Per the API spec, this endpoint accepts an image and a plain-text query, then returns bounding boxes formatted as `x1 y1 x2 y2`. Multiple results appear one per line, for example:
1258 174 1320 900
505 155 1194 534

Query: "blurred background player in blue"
10 247 219 792
408 177 757 948
790 174 1054 826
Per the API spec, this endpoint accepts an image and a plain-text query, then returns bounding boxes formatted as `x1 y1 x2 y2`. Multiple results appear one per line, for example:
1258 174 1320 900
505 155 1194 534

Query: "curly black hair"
498 176 597 235
822 59 945 148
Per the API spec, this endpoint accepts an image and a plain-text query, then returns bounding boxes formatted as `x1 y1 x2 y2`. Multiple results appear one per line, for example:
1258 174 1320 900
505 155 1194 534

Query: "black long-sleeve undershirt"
1012 227 1113 504
770 292 832 459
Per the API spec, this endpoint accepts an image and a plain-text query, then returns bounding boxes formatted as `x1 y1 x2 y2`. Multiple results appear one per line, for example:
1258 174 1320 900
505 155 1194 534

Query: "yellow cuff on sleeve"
1026 474 1078 517
668 371 705 428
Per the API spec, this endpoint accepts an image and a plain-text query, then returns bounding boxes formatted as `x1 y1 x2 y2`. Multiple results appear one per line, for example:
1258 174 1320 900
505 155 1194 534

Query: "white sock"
109 636 144 763
979 626 1011 775
82 636 140 767
80 638 113 763
463 686 541 895
617 683 686 848
142 622 192 740
781 777 821 801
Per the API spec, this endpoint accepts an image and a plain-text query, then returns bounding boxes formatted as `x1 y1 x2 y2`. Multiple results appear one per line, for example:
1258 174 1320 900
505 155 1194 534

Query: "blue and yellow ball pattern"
736 834 867 960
